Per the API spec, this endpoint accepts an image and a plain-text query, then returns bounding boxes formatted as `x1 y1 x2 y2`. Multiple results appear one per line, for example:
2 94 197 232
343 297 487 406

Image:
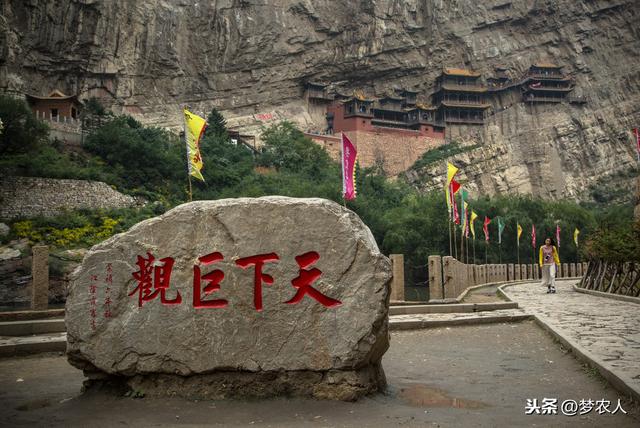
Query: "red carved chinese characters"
285 251 341 308
89 274 98 330
193 252 228 309
130 252 181 308
235 253 280 311
128 250 341 310
104 263 113 318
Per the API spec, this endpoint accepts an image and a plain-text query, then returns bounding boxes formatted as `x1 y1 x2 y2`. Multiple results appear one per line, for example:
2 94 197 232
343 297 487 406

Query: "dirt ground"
0 321 638 427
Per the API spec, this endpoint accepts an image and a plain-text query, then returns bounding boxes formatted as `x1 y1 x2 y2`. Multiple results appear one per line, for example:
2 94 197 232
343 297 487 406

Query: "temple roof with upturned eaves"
443 68 481 77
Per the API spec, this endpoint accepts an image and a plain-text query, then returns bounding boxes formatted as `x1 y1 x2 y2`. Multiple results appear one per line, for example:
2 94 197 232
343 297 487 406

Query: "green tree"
83 116 184 200
191 109 256 198
205 108 228 139
83 97 108 117
257 121 334 178
0 95 49 154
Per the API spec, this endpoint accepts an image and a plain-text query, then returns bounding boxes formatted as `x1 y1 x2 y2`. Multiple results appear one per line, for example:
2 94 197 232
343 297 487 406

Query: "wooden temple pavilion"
371 95 407 128
433 68 490 125
486 67 510 88
522 63 574 103
395 88 419 107
304 81 334 103
325 94 375 133
26 90 82 121
324 87 443 137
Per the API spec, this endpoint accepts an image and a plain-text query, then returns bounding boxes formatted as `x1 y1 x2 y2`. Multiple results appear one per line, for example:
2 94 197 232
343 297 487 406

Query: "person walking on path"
539 237 560 293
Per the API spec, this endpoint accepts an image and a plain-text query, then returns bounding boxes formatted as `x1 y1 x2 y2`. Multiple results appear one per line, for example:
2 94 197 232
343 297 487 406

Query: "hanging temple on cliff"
304 63 585 139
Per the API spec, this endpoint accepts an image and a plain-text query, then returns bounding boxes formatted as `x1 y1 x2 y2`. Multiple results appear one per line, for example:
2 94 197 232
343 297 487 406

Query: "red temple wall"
30 99 79 119
305 130 446 177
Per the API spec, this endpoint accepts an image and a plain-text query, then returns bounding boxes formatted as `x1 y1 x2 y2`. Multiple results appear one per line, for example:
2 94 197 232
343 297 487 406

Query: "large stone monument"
66 197 391 400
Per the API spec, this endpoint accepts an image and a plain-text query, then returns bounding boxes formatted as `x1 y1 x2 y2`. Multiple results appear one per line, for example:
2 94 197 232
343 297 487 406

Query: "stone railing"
579 260 640 298
427 256 587 302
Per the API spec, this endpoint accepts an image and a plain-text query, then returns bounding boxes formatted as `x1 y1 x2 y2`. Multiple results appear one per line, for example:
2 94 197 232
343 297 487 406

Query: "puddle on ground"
398 384 488 409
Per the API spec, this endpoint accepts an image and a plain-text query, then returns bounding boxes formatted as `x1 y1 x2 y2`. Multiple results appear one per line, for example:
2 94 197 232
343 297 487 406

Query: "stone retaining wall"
0 176 140 220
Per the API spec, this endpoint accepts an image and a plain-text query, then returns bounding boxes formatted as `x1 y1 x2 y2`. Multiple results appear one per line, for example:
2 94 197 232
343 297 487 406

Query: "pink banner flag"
634 128 640 162
341 132 357 200
556 224 561 248
531 224 536 249
483 216 491 242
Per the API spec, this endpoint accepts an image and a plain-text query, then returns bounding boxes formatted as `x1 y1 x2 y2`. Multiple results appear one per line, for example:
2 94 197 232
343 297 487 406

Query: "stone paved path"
503 279 640 397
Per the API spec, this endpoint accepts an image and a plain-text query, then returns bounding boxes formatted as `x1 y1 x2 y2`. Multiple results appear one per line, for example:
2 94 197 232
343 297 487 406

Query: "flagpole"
460 226 464 263
499 242 502 264
453 223 458 260
466 236 469 264
485 241 488 264
449 220 453 257
460 191 465 262
448 183 453 257
473 238 476 264
183 108 192 202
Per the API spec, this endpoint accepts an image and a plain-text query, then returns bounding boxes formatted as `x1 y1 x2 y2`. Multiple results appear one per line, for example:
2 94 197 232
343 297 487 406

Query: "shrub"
583 220 640 263
409 141 479 171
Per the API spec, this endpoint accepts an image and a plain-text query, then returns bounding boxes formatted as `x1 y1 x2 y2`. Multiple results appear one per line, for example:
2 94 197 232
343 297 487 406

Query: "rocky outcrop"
405 100 638 200
2 1 639 199
66 197 391 400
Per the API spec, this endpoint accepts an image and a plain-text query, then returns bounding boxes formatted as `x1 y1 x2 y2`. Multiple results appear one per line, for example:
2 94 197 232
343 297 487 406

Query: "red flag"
450 179 461 224
531 224 536 249
483 216 491 241
556 224 561 248
464 209 470 238
341 133 357 200
634 128 640 162
452 194 460 224
450 179 461 195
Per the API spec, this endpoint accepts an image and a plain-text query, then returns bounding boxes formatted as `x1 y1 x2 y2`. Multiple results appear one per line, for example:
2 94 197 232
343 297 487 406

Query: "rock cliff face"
2 0 639 199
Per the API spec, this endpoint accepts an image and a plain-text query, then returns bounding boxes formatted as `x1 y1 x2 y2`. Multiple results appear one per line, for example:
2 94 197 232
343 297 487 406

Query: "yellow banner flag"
445 183 451 213
574 228 580 246
446 162 458 186
517 223 523 244
183 109 206 181
470 211 478 239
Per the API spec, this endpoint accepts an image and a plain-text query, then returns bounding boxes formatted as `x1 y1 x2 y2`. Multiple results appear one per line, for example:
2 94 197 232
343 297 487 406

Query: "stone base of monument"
72 351 388 401
66 198 392 401
79 365 386 401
